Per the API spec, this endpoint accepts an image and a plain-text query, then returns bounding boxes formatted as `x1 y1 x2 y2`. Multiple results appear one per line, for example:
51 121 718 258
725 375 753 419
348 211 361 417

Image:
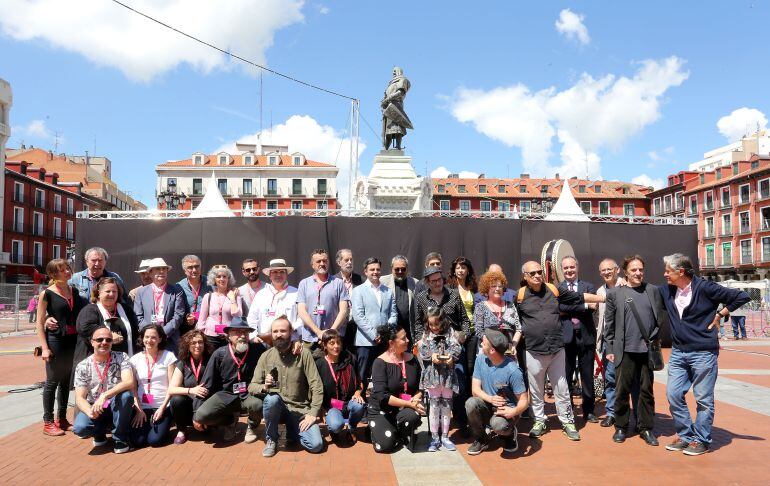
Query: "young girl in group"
418 307 462 452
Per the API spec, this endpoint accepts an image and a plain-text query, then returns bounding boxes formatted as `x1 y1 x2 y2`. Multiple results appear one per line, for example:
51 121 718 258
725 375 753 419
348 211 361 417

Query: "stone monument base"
354 150 431 211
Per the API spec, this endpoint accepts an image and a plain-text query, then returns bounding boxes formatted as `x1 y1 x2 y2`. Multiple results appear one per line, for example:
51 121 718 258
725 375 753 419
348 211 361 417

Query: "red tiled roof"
432 177 650 200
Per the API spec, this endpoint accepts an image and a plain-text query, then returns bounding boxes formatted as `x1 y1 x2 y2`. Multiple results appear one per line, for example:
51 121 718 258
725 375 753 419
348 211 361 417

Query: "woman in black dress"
73 277 139 370
367 325 424 453
35 259 87 436
167 330 212 444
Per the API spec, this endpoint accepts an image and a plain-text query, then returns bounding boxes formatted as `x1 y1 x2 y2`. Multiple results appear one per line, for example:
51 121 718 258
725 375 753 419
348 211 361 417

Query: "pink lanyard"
397 360 407 393
227 344 249 382
144 352 158 394
93 354 112 393
325 356 340 399
315 278 329 305
189 283 201 312
152 286 165 315
190 357 202 383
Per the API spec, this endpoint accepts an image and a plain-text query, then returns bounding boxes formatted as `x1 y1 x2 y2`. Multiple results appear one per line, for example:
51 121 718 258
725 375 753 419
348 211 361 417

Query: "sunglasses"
526 270 543 277
92 337 113 343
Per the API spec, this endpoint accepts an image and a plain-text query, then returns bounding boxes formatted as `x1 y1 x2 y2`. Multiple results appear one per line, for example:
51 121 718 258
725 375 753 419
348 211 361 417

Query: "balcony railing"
34 199 46 209
53 204 62 213
31 226 45 237
702 203 715 213
264 187 283 197
702 259 715 268
238 187 257 197
289 187 306 197
703 231 715 239
719 200 731 209
739 226 752 235
11 222 23 233
314 188 329 197
720 230 733 237
740 256 753 265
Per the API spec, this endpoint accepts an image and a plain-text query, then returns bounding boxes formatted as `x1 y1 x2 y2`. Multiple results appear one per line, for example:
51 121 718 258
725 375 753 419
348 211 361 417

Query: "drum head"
540 239 575 285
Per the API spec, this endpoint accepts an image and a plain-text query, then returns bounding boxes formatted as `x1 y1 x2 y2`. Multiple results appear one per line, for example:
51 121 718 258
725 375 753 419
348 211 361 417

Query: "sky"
1 1 769 208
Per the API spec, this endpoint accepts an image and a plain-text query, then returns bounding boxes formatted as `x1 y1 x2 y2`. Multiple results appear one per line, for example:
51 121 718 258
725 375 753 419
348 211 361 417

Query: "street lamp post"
157 180 187 210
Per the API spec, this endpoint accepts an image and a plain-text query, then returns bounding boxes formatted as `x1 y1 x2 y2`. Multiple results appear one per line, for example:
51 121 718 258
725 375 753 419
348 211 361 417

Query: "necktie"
569 282 580 328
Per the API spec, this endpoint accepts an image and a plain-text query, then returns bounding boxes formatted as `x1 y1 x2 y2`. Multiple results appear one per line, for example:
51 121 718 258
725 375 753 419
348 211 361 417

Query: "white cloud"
459 171 480 178
449 56 688 178
215 114 366 208
648 145 674 162
0 0 305 82
430 166 450 178
716 107 768 141
631 174 664 190
555 9 590 45
318 4 330 14
12 119 62 144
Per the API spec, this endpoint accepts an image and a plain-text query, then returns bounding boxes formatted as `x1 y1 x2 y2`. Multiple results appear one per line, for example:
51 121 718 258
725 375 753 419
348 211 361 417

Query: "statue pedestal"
354 150 431 210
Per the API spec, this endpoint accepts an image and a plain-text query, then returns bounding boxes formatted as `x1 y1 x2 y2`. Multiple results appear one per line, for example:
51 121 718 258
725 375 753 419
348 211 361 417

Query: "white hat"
262 258 294 276
145 257 172 270
134 259 152 274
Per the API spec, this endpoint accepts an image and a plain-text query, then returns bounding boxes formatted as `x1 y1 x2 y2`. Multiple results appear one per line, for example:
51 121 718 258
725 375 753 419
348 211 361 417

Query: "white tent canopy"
189 173 235 218
544 180 590 222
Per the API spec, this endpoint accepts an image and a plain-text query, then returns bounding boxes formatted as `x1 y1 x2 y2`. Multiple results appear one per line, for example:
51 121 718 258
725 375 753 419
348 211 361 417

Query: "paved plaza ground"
0 333 768 485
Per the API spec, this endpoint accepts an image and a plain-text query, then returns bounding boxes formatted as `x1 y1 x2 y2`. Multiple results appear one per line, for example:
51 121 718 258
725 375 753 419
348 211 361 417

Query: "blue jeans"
263 394 323 453
731 316 747 339
129 408 173 447
604 354 640 418
73 390 133 443
666 348 719 445
325 399 366 434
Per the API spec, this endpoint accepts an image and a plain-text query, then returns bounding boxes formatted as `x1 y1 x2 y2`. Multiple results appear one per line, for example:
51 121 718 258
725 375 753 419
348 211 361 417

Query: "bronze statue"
381 66 412 150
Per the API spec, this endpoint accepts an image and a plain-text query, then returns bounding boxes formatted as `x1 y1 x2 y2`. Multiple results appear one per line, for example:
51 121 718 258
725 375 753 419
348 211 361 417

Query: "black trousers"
615 351 655 431
368 408 421 453
169 394 194 429
43 334 76 422
564 336 595 416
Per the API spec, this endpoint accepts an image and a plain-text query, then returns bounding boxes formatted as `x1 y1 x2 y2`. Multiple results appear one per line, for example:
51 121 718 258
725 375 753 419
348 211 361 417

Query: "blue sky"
1 1 769 207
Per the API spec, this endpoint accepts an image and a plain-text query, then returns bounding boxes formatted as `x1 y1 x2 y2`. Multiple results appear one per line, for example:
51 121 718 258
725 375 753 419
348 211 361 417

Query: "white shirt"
365 279 383 306
674 282 693 318
246 283 302 340
130 349 177 410
239 281 263 308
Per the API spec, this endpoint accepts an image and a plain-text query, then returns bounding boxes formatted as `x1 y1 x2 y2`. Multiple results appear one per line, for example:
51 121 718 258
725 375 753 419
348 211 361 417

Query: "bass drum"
540 239 575 285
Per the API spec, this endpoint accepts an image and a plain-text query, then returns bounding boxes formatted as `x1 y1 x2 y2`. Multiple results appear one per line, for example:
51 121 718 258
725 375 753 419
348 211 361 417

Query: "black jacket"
314 350 360 409
558 280 597 346
604 283 668 366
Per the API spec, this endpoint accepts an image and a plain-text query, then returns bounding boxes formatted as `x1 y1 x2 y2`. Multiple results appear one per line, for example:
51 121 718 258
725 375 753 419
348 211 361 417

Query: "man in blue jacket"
659 253 749 456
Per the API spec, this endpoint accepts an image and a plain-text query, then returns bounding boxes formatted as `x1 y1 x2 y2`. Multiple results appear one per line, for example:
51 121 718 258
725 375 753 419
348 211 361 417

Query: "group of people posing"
34 245 748 458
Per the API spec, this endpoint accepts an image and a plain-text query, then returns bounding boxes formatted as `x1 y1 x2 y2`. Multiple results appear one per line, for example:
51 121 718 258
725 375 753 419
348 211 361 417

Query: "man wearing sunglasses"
380 255 419 342
72 327 136 454
239 258 264 317
516 261 604 442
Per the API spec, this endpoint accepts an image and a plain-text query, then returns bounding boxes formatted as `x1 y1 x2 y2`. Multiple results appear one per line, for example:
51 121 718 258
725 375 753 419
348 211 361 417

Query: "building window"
35 189 45 209
739 211 751 234
242 200 253 211
292 179 303 195
739 183 750 203
244 155 254 165
316 200 327 210
66 198 74 215
759 179 770 200
761 207 770 231
704 244 715 267
66 221 74 240
52 245 61 260
740 240 752 264
520 201 531 213
519 185 526 193
478 185 487 194
54 194 62 212
11 240 22 264
83 204 89 212
700 173 705 184
267 179 278 195
192 178 203 195
267 201 277 210
480 200 491 211
653 198 661 215
13 207 23 232
268 155 278 166
458 185 467 193
752 160 760 170
763 237 770 262
217 179 228 195
498 185 506 193
624 204 635 216
218 155 227 165
722 242 732 266
33 242 43 267
459 200 471 211
720 187 730 207
688 195 697 214
293 156 302 166
437 184 445 194
242 179 253 196
54 218 61 238
439 200 450 211
317 179 327 196
33 212 44 236
663 195 672 213
704 191 714 210
193 155 203 165
498 201 510 212
703 217 714 238
675 191 683 210
599 201 610 215
594 185 601 193
580 201 591 214
733 163 739 176
13 182 24 202
291 201 303 210
722 214 731 236
578 185 586 193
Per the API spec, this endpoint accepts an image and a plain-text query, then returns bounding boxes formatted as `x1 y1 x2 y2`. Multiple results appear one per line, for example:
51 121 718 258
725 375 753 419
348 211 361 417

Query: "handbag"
624 287 665 372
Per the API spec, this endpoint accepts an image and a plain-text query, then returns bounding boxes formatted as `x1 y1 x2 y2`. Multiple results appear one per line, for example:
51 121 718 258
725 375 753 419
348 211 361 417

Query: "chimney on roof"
21 143 26 149
478 173 485 179
448 173 459 178
555 173 560 180
48 150 53 160
520 173 530 179
39 167 46 181
51 173 59 185
20 161 28 174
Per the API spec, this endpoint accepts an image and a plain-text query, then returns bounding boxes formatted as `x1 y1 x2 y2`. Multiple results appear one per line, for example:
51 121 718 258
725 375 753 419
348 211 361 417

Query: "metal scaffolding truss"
77 209 696 225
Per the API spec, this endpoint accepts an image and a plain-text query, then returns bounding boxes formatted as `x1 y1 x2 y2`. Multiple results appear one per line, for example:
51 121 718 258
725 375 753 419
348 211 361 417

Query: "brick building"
431 174 652 216
647 170 700 219
678 154 770 280
155 143 339 211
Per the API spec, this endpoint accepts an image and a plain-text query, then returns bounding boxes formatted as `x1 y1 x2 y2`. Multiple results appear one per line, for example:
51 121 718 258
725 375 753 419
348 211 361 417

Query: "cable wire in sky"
110 0 357 101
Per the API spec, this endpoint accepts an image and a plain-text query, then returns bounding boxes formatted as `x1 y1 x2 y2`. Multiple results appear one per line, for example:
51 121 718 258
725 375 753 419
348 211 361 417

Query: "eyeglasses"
526 270 543 277
212 264 229 270
92 337 113 343
490 284 505 289
190 341 205 346
242 267 259 273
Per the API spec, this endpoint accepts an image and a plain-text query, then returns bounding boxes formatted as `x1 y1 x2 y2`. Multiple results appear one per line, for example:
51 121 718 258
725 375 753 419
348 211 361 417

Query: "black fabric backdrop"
76 217 697 346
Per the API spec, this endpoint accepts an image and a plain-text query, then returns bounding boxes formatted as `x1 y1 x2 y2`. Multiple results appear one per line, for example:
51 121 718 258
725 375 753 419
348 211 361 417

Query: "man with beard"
251 317 324 457
238 258 263 317
335 249 363 352
192 317 265 444
297 249 350 357
246 258 303 345
380 255 419 342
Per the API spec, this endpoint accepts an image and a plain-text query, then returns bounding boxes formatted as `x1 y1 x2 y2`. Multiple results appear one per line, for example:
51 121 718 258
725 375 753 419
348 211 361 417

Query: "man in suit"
335 249 364 352
380 255 419 342
133 258 186 353
558 256 599 423
604 255 667 446
351 257 397 389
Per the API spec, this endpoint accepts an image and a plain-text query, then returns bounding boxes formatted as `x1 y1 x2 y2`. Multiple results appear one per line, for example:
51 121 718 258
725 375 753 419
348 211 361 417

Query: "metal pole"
14 284 20 332
354 99 360 207
348 100 355 210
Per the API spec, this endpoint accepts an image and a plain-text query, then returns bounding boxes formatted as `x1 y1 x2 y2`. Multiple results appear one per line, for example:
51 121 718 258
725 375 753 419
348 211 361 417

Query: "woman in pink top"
196 265 242 349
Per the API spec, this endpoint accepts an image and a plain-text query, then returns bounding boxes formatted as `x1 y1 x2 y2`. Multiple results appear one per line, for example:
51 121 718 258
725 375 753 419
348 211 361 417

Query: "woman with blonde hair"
196 265 243 349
